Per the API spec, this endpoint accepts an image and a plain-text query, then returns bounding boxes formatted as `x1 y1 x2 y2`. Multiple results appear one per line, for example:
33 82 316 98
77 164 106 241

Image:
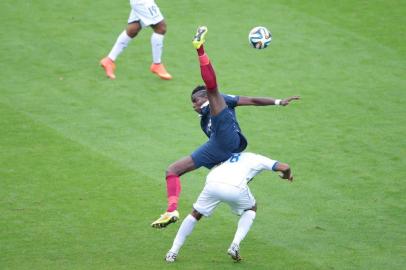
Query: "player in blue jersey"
151 26 300 228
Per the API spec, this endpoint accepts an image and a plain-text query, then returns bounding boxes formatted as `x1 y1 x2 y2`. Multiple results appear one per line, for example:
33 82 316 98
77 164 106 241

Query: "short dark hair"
190 85 207 99
191 85 207 98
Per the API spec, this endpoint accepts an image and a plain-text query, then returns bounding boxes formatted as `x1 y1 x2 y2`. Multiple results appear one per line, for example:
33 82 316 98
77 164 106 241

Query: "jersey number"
230 153 241 163
148 6 158 16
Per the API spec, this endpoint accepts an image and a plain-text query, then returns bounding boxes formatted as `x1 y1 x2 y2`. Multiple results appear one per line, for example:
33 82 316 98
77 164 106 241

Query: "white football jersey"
206 152 278 188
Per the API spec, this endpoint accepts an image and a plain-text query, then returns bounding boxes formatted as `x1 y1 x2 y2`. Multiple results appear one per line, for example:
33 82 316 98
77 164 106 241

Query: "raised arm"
237 96 300 106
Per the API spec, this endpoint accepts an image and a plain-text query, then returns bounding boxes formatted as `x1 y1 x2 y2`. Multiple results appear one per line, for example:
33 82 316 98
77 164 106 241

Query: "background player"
100 0 171 80
151 26 299 228
165 152 293 262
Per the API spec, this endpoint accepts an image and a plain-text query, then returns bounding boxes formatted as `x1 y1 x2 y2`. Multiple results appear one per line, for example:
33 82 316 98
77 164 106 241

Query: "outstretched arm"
237 96 300 106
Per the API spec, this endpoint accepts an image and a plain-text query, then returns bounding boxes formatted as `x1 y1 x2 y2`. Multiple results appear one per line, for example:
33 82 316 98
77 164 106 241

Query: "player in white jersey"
164 152 293 263
100 0 172 80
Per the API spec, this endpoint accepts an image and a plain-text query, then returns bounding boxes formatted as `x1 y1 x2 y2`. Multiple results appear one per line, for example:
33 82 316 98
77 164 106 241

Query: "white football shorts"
193 182 256 217
128 0 164 27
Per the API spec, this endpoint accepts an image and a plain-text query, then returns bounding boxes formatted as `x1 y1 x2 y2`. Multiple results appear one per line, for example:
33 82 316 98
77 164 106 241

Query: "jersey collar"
200 100 209 109
198 101 210 117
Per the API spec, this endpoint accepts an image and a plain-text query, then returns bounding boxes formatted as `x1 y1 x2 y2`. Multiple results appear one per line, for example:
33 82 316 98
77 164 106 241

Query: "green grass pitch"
1 0 405 269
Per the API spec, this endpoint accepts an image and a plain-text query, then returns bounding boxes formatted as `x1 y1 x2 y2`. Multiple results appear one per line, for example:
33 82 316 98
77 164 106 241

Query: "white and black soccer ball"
248 26 272 49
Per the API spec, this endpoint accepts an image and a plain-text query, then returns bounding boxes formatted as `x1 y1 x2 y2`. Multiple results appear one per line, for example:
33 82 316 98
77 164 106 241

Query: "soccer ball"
248 26 272 49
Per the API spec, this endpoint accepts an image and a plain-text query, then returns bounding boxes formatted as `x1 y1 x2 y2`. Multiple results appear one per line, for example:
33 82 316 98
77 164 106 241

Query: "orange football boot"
100 57 116 80
150 63 172 80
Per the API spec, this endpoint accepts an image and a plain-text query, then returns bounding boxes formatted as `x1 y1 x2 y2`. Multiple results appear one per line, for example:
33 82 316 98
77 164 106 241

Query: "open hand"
281 96 300 106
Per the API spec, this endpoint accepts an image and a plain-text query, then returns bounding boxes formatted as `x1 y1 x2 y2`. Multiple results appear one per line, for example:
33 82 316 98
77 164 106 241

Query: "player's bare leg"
193 26 226 116
126 21 142 38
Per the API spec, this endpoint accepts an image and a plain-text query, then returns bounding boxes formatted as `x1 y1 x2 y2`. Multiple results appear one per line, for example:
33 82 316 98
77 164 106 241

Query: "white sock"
151 32 164 64
108 31 133 61
169 214 197 254
232 210 256 246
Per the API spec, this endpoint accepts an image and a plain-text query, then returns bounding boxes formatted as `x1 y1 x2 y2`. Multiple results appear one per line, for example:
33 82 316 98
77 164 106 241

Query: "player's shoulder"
223 93 239 99
222 93 240 107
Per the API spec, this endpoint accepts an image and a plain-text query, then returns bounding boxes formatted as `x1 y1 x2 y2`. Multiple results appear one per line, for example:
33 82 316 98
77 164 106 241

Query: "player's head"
191 85 208 114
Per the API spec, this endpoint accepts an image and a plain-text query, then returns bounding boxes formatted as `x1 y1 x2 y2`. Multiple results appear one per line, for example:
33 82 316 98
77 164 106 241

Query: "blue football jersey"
199 94 241 138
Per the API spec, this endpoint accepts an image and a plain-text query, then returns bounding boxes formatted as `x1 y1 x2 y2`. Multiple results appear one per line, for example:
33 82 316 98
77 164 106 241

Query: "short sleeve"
253 154 278 171
223 94 239 108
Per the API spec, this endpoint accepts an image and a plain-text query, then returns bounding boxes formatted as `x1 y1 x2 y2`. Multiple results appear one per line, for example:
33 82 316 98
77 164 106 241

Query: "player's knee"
152 20 167 35
126 29 139 38
191 209 203 220
126 23 141 38
166 164 184 177
167 156 196 176
165 168 178 177
248 204 257 212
